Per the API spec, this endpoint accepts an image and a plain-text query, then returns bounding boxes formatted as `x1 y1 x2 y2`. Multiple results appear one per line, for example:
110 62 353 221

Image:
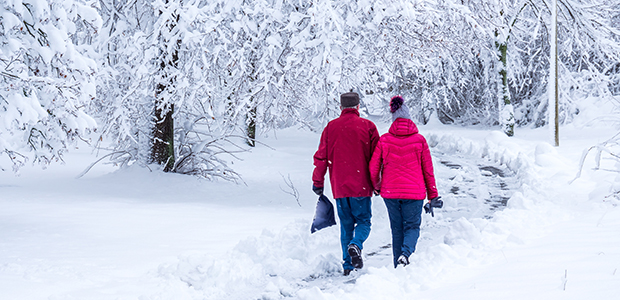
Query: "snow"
76 3 103 29
1 118 620 299
1 9 21 31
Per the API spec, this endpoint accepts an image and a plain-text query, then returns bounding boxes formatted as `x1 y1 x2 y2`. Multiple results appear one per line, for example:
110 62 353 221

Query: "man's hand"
312 185 324 196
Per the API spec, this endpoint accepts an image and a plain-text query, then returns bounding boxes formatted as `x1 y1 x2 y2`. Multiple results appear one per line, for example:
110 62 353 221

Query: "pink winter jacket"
369 118 438 200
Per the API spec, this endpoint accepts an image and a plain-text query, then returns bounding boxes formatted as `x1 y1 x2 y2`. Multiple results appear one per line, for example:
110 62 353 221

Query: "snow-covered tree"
94 0 244 180
88 0 620 178
93 0 155 168
151 0 180 170
0 0 100 171
430 0 620 136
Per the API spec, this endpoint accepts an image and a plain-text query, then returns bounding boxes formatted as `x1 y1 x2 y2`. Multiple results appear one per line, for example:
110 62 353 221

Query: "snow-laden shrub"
574 131 620 201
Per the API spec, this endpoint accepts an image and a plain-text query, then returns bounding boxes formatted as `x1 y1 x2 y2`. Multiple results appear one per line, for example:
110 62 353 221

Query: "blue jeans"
383 198 424 268
336 197 372 270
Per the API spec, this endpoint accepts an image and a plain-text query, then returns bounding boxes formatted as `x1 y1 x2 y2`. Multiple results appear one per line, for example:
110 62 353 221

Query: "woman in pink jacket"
369 95 440 268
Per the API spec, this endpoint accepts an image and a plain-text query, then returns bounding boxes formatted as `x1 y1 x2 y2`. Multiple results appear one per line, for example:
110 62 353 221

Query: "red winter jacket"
369 118 438 200
313 109 380 199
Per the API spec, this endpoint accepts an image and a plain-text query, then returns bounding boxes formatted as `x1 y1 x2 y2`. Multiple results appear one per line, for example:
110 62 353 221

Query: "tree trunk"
151 4 179 171
246 104 256 147
496 36 515 137
152 53 176 171
246 53 258 147
152 100 175 172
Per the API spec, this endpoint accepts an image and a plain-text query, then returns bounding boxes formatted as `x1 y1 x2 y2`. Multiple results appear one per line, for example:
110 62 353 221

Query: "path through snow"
154 132 524 299
276 150 518 295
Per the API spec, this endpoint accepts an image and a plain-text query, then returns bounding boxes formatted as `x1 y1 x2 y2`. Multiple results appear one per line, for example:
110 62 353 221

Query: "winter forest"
1 0 618 176
2 0 620 299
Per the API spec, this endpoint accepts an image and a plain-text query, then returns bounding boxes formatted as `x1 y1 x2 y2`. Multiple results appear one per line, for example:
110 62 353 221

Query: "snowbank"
1 124 619 300
148 127 619 300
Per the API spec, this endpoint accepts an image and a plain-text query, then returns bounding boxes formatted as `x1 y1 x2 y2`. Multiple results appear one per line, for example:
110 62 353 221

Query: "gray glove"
312 185 324 196
424 196 443 217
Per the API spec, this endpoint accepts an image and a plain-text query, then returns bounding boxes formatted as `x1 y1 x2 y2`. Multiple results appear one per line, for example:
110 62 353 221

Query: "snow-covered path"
1 124 619 299
283 146 520 289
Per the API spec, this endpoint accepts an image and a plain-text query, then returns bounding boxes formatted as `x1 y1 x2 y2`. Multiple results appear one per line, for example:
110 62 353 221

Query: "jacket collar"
340 108 360 117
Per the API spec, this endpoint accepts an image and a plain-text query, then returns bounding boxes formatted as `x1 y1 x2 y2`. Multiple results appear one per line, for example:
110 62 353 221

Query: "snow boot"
348 244 363 269
343 269 353 276
397 255 409 267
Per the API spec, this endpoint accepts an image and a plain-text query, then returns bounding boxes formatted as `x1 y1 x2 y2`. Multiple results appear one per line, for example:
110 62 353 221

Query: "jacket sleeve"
312 126 329 188
420 136 439 199
369 140 383 190
369 123 380 157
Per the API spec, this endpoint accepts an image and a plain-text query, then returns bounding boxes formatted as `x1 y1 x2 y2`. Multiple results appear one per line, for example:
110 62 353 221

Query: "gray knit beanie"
390 95 412 122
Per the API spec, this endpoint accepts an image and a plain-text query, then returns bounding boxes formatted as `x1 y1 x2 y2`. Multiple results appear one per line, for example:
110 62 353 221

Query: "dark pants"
383 198 424 268
336 197 372 270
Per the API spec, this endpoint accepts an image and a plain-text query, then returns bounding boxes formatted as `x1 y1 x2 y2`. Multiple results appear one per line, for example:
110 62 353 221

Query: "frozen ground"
1 114 619 299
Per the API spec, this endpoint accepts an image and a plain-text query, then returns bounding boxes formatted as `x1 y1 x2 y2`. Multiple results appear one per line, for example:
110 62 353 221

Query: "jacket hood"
388 118 419 137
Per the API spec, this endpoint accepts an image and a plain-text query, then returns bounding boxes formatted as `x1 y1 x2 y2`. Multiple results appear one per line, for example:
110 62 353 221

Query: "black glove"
424 196 443 217
373 190 380 196
312 185 324 196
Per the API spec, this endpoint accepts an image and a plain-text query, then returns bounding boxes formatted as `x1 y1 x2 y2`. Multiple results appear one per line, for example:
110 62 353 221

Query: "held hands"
423 196 443 217
312 185 324 196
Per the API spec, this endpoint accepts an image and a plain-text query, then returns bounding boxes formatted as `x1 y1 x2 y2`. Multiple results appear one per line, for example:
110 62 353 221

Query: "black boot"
347 244 363 269
397 254 409 267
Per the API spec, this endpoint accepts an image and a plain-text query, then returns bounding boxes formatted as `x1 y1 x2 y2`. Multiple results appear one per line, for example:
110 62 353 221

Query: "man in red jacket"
312 92 379 275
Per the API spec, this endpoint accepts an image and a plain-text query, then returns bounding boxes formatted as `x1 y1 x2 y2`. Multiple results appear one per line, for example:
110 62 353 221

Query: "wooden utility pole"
550 0 559 146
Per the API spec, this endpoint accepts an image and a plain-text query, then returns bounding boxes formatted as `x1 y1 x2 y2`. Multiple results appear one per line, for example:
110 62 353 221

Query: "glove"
312 185 324 196
424 196 443 217
373 190 380 196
